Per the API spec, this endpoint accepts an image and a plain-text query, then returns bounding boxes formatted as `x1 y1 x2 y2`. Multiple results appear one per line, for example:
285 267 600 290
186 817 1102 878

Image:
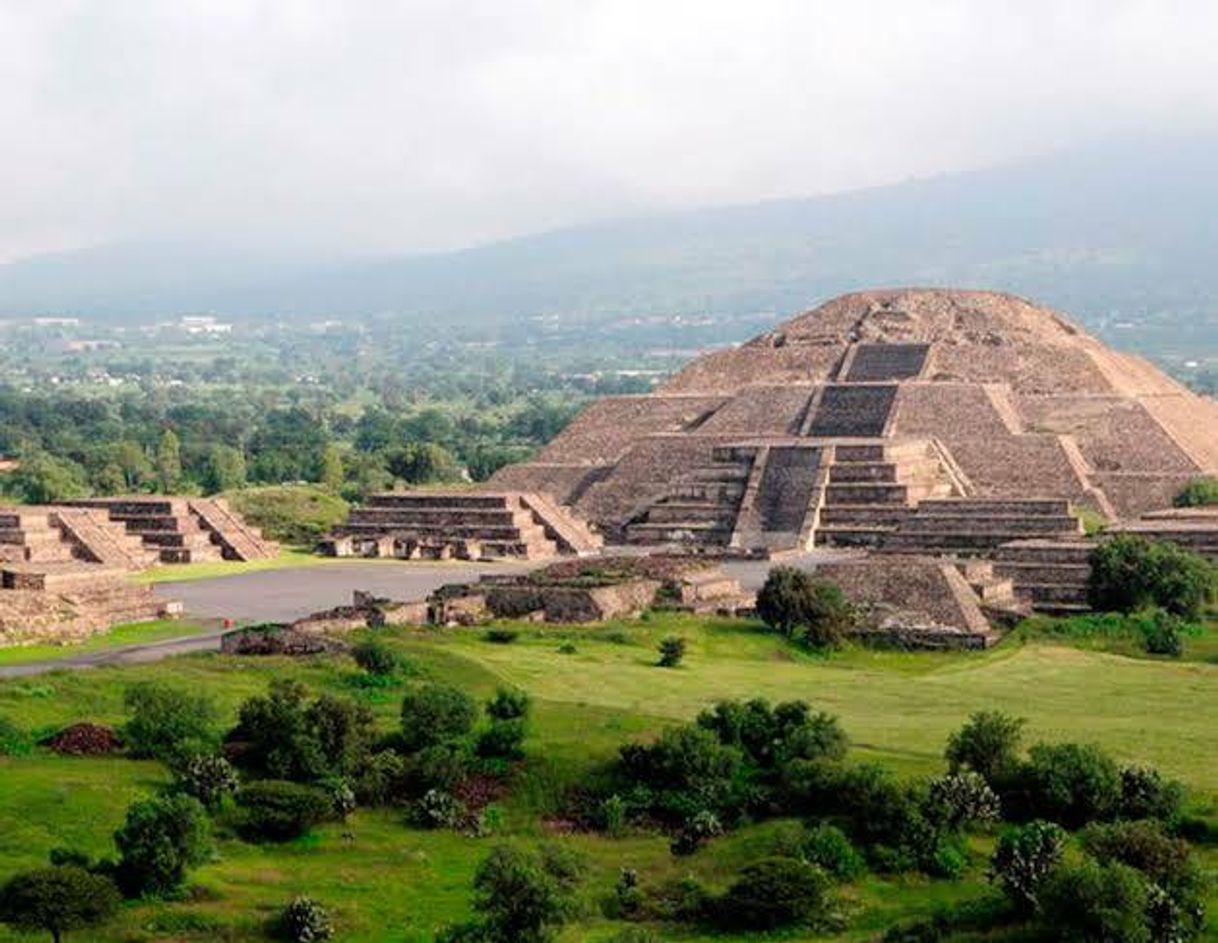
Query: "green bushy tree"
0 866 120 943
114 794 212 897
123 681 219 765
400 683 477 752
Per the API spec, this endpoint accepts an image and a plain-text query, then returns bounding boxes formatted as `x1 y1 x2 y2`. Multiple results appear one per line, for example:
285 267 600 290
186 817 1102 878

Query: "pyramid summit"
490 287 1218 552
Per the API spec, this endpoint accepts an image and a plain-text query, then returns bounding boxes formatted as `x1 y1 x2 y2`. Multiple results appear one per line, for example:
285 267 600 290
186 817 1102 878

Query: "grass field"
0 613 1215 942
0 619 211 668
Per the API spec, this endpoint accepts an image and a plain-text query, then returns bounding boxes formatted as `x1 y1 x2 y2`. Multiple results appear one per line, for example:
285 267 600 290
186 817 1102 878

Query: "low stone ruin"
220 623 349 656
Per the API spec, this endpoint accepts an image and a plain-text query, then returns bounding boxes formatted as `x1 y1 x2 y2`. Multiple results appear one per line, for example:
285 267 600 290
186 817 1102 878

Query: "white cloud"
1 0 1216 261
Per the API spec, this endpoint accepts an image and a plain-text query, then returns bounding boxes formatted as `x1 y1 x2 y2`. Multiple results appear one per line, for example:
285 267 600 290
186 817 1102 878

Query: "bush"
599 795 627 837
1119 765 1185 822
1141 609 1184 656
1088 535 1215 619
484 628 520 644
945 710 1024 785
413 788 466 829
988 820 1066 914
486 688 530 721
925 771 1001 831
123 681 219 765
465 843 582 943
696 698 847 768
476 719 526 760
231 679 375 781
713 857 832 930
1173 477 1218 507
114 794 212 897
0 715 31 757
351 638 398 676
670 809 723 856
400 683 477 752
1040 860 1150 943
756 567 852 648
174 754 239 811
801 823 866 881
275 895 334 942
619 725 744 823
236 780 332 842
0 866 121 942
227 485 349 545
657 635 686 667
1009 742 1122 828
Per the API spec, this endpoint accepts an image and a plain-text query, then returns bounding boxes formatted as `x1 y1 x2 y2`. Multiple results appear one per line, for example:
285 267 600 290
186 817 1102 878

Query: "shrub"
713 857 832 930
320 777 356 821
988 820 1066 914
350 638 398 676
486 687 530 721
670 809 723 856
1088 535 1215 619
644 874 711 922
1040 860 1150 943
123 681 219 765
400 684 477 752
926 771 1001 831
756 567 852 647
1119 765 1185 822
606 928 660 943
657 635 686 667
600 795 627 837
0 866 121 942
484 628 520 644
466 843 582 943
944 710 1024 785
174 754 239 811
802 823 866 881
230 679 374 781
414 788 466 829
114 794 212 897
619 725 743 823
476 719 526 760
557 642 577 655
275 895 334 942
1141 609 1184 656
1010 742 1122 828
696 698 847 768
1173 477 1218 507
236 780 332 842
0 715 31 756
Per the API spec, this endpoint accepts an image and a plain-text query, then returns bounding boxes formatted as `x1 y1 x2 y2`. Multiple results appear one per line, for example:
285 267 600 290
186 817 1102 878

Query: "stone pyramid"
492 288 1218 553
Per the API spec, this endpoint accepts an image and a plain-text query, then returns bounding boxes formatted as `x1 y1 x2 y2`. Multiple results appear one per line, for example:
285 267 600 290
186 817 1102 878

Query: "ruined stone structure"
0 506 178 645
325 491 601 561
494 289 1218 552
65 497 279 563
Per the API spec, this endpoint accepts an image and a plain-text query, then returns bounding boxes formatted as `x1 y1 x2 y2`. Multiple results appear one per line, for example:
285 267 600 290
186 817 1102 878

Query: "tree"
114 794 212 897
486 687 530 721
236 780 333 842
1011 742 1122 829
988 820 1067 914
714 857 832 930
351 638 399 676
320 443 344 493
400 683 477 752
201 444 246 494
112 440 153 491
385 442 460 484
1088 535 1215 619
276 896 334 942
467 844 582 943
174 754 240 811
156 428 182 493
657 635 686 667
123 681 219 765
945 710 1025 785
3 452 90 503
1039 860 1151 943
0 866 120 943
755 567 852 648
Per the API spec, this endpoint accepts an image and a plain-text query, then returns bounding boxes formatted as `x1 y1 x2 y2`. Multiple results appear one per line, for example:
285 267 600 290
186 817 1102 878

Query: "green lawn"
0 614 1215 942
131 548 328 584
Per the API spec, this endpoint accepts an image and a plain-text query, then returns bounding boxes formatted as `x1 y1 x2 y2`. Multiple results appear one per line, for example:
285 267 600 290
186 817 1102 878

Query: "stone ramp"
806 384 898 437
51 507 158 570
188 498 279 561
518 493 602 556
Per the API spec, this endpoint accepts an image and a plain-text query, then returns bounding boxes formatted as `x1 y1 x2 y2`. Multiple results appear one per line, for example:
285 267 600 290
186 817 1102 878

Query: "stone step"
992 561 1091 585
969 576 1016 603
879 532 1038 555
363 493 514 509
337 522 544 541
624 521 732 544
824 482 911 505
348 507 523 527
815 526 892 548
899 514 1080 534
834 441 931 463
993 540 1096 564
647 503 738 524
827 459 943 483
1017 582 1091 604
916 498 1072 516
818 505 911 526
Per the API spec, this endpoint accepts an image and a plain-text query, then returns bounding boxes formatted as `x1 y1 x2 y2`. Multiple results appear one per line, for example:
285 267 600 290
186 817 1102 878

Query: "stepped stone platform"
324 491 602 561
64 497 278 563
0 504 180 646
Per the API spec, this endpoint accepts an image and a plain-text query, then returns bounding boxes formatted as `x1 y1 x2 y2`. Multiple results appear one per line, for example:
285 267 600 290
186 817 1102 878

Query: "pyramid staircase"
813 441 956 548
624 446 757 547
330 492 595 560
188 498 279 560
990 538 1096 614
878 498 1084 557
70 499 224 564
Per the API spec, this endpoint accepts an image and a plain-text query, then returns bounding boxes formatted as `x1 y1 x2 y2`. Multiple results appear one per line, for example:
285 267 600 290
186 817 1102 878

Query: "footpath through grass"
0 613 1215 941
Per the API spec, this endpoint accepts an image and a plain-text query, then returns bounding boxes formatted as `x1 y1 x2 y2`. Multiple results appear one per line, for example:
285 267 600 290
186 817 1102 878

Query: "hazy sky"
3 0 1217 263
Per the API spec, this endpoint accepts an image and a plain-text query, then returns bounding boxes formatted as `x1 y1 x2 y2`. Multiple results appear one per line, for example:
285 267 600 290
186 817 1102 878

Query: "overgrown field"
0 613 1215 942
